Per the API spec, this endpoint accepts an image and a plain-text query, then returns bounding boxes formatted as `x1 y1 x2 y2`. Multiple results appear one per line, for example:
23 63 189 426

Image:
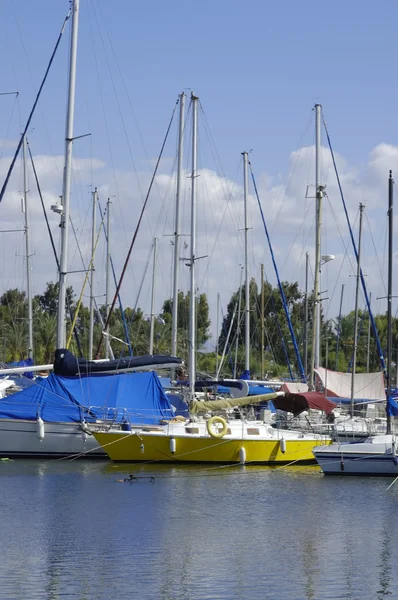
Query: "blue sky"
1 0 397 174
0 1 397 357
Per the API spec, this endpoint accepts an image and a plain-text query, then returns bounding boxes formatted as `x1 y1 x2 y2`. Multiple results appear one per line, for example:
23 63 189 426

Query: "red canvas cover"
273 392 337 415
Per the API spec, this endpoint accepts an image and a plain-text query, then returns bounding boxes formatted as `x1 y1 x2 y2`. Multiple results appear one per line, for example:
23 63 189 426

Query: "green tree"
161 291 211 360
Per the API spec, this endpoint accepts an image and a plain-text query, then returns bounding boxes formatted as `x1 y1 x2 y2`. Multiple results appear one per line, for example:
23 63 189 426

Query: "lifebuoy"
206 416 228 439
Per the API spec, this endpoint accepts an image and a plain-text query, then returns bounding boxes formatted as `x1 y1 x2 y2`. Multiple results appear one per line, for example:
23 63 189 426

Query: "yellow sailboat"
92 392 333 464
92 96 334 464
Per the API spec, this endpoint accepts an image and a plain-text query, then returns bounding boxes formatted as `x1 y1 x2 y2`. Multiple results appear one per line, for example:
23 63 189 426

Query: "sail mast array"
149 238 158 355
171 92 186 359
387 171 394 434
310 103 323 389
188 93 199 402
57 0 80 348
249 163 306 381
22 135 33 360
350 204 365 416
323 115 386 372
88 188 98 360
242 151 250 376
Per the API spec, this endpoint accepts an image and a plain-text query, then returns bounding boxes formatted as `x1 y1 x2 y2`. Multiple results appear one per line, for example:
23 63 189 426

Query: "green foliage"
217 279 395 379
0 283 212 365
161 290 211 362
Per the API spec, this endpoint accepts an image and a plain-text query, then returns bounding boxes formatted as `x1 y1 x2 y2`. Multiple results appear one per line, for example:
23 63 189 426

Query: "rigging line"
27 140 83 357
323 193 355 319
250 275 284 360
0 93 19 160
269 110 314 237
0 8 71 205
68 209 112 358
98 200 132 356
198 104 245 243
89 2 143 200
279 203 312 274
199 102 236 189
27 141 59 270
198 157 244 291
219 303 235 376
364 212 387 298
323 114 386 372
66 210 106 350
92 0 180 253
269 291 294 380
347 307 367 373
86 6 129 258
133 244 153 313
9 3 63 188
249 162 306 382
94 1 155 168
95 101 178 358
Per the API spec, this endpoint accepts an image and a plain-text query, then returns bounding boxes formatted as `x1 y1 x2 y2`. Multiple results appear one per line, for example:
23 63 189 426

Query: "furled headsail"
54 349 183 377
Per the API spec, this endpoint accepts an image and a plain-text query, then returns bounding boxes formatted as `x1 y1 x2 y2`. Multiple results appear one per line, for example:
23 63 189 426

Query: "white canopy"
315 367 385 401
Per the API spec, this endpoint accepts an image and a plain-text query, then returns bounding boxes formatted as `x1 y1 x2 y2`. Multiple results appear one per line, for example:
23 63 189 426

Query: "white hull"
313 435 398 476
0 419 105 458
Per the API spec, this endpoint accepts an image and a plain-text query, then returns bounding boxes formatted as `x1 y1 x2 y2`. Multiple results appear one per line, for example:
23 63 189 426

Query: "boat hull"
313 436 398 476
93 430 331 464
0 419 105 458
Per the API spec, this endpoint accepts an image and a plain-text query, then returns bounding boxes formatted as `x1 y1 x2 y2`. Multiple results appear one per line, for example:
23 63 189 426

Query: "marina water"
1 459 397 599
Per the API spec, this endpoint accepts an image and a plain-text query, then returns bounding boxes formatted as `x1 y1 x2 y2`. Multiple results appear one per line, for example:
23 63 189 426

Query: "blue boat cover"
239 370 251 380
4 358 34 379
387 395 398 416
0 371 174 424
332 397 383 406
247 385 274 396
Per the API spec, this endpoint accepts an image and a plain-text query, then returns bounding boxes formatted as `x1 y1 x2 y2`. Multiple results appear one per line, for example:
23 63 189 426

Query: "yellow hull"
93 431 332 464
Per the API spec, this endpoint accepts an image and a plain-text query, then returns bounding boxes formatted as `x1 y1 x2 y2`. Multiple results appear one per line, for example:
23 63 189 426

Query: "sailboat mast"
189 93 198 402
366 291 372 373
216 292 220 376
171 92 185 358
233 266 244 378
335 283 345 371
304 252 309 378
149 237 158 355
350 203 364 417
105 198 112 359
57 0 79 348
310 103 323 388
88 188 97 360
242 151 250 374
22 135 33 360
260 263 265 380
387 171 393 434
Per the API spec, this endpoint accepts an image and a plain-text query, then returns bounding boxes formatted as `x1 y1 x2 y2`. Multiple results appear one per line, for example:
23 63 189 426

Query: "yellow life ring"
206 416 228 439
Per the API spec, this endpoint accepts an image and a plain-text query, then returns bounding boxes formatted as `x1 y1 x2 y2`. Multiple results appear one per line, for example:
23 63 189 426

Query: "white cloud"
0 141 395 353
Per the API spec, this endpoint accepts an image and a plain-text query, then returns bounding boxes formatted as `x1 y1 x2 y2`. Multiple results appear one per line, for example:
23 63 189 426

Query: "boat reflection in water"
0 461 397 598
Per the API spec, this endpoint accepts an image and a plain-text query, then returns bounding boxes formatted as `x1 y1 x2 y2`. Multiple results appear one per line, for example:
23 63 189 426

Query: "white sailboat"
313 171 396 475
0 0 179 459
0 1 97 458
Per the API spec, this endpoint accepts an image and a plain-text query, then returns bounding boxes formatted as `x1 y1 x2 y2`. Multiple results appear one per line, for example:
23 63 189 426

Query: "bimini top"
315 367 385 401
0 370 174 424
273 392 337 415
54 348 183 377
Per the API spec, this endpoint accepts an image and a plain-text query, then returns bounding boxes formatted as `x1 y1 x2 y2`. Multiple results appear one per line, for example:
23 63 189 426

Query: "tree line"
0 283 211 368
0 279 395 379
217 278 396 379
